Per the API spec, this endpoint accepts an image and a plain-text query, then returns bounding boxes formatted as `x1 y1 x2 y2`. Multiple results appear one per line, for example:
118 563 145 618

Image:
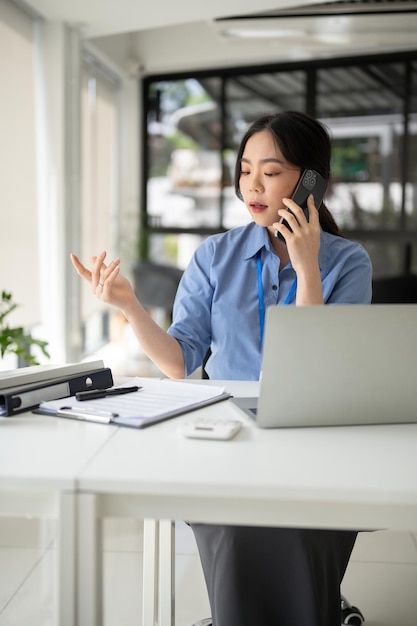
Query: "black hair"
234 110 341 236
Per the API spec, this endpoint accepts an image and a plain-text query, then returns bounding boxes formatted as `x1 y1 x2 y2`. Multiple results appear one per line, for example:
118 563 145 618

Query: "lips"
250 201 268 213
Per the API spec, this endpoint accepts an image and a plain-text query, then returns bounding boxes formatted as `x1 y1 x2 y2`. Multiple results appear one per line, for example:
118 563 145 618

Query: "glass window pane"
147 232 205 270
225 70 306 127
317 63 405 231
147 78 224 230
405 61 417 229
222 71 306 229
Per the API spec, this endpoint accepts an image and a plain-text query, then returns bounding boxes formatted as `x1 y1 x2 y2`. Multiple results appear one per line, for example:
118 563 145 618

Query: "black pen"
75 385 142 401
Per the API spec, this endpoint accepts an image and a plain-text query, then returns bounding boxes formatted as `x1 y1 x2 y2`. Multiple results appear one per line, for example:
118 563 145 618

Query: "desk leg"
58 492 76 626
158 519 175 626
143 519 159 626
77 493 102 626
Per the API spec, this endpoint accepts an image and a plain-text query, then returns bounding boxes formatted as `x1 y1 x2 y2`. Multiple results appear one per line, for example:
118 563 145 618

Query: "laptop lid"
255 304 417 428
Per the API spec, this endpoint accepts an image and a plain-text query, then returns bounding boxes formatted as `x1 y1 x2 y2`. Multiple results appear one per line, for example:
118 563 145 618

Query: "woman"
72 110 372 625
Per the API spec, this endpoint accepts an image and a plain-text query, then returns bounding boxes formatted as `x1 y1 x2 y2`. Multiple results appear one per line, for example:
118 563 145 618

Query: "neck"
267 227 290 268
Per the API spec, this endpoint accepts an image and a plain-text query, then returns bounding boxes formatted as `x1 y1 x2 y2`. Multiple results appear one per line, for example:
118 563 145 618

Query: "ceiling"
22 0 306 38
23 0 417 74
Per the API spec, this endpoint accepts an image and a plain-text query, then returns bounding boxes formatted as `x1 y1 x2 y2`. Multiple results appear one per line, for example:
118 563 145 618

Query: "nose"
249 173 263 193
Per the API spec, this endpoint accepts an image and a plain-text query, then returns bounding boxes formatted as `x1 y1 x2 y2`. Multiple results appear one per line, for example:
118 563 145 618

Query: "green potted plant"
0 290 50 366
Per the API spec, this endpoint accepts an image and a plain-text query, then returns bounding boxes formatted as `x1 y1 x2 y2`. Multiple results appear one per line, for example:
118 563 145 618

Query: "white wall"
0 0 40 328
0 0 141 363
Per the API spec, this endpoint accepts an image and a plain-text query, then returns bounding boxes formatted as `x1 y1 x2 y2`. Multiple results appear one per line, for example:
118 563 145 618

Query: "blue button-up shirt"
168 222 372 380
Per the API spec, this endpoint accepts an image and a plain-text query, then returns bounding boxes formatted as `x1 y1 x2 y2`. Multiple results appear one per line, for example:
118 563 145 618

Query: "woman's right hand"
71 250 186 379
70 251 135 311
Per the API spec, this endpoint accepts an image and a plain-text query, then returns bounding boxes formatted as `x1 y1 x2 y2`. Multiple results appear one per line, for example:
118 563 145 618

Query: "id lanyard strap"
256 250 297 347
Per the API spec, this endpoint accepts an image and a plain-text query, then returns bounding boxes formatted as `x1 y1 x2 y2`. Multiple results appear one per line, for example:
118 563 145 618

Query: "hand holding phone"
276 169 328 241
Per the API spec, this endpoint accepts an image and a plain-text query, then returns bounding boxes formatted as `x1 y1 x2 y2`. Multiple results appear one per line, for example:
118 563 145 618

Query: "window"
144 51 417 277
407 60 417 274
317 63 406 231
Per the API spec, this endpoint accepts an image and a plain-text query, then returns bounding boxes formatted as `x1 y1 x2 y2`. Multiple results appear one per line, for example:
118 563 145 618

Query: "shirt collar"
242 223 272 260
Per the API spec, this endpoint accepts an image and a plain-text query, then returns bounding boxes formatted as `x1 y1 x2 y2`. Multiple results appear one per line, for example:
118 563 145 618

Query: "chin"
252 214 275 228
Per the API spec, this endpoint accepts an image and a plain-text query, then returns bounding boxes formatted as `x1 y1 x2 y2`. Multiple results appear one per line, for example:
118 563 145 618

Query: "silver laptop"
236 304 417 428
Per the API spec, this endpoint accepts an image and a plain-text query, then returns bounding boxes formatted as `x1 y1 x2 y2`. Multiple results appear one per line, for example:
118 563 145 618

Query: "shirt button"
272 285 278 291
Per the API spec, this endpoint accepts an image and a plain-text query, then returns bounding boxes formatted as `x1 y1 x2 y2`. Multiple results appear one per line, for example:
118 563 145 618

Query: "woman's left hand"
272 193 321 275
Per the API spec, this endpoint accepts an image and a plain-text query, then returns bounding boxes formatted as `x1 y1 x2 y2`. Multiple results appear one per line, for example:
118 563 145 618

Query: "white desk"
2 381 417 626
0 410 117 626
77 380 417 626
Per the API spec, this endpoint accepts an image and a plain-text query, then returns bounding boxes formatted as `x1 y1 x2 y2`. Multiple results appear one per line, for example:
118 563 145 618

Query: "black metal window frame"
141 49 417 271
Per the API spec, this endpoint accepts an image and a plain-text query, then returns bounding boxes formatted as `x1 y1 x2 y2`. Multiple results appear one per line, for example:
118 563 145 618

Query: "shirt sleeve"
324 242 373 304
168 240 214 377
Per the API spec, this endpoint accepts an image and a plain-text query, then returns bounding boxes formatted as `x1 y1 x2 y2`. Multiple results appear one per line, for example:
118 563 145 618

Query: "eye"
265 172 279 177
240 170 250 176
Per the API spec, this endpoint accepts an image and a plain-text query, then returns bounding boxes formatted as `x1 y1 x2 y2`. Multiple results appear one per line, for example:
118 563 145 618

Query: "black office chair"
372 274 417 304
131 260 183 324
341 596 365 625
192 598 364 626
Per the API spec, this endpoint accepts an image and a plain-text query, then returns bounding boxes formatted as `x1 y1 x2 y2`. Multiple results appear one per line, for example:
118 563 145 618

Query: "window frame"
142 49 417 275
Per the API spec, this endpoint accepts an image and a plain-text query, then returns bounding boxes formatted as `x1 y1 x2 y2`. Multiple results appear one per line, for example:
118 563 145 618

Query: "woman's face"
239 130 301 232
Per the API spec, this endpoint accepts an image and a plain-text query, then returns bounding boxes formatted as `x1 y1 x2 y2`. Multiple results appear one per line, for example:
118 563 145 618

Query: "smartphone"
276 168 328 240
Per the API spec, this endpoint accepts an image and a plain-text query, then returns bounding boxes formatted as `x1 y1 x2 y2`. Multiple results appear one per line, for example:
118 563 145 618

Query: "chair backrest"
372 274 417 304
132 261 183 310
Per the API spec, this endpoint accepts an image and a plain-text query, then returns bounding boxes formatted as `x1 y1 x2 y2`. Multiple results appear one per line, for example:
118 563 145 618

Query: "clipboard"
35 377 232 428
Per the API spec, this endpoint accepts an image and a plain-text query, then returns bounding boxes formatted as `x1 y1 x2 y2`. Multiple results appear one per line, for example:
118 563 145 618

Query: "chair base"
341 595 365 625
192 597 366 626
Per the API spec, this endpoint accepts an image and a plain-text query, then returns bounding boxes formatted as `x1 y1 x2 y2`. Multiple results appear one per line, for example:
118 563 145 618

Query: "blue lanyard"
256 250 297 347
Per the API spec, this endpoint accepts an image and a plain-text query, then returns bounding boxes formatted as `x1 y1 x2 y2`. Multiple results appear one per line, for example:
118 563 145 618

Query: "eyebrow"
240 157 285 165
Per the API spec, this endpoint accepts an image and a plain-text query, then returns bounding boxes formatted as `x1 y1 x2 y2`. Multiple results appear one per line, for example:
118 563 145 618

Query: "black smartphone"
276 168 328 240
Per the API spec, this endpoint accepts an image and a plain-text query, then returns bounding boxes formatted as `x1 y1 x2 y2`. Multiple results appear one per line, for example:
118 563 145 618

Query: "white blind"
0 0 39 328
80 65 118 325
